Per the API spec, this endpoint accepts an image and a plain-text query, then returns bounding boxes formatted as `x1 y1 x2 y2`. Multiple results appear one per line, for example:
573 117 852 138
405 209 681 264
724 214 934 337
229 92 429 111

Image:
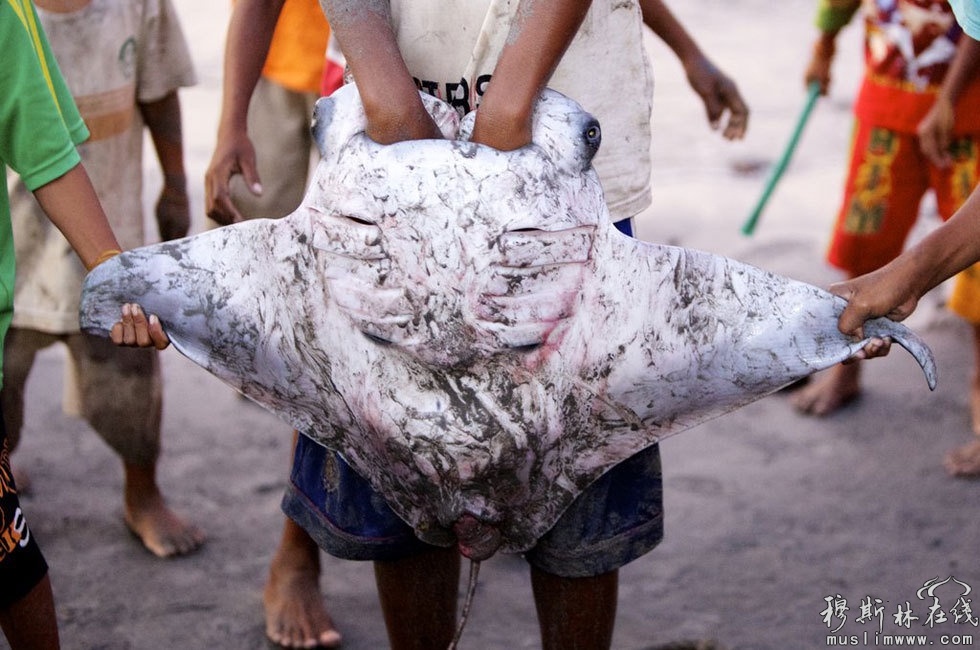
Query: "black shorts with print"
0 407 48 609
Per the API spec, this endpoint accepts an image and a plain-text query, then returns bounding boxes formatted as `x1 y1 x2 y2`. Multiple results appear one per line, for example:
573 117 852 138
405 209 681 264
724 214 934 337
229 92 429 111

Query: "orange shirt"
261 0 329 94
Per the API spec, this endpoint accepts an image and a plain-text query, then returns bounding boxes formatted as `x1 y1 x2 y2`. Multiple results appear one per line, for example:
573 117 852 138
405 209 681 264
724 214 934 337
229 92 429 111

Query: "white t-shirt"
387 0 654 220
8 0 196 333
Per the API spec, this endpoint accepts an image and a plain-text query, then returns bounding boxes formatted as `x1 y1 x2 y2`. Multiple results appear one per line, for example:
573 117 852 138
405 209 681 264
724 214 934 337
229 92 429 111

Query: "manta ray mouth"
452 513 503 561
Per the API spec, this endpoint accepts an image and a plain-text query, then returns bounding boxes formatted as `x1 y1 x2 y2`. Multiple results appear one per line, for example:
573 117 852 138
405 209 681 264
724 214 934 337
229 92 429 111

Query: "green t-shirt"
814 0 860 33
0 0 88 388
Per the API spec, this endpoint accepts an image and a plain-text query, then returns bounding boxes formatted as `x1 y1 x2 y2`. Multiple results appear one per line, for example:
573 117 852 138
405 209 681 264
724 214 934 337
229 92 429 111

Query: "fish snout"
452 513 503 561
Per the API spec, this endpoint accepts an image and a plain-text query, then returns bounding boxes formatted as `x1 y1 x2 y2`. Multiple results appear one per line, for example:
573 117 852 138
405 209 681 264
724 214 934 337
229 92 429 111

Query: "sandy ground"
5 1 980 649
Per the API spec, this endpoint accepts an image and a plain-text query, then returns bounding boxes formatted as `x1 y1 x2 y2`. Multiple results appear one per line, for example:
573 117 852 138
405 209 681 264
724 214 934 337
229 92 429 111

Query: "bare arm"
320 0 592 150
471 0 592 150
32 163 120 270
32 164 169 349
320 0 440 144
917 34 980 167
806 30 840 95
833 188 980 336
639 0 748 139
140 91 190 241
204 0 286 224
806 0 860 94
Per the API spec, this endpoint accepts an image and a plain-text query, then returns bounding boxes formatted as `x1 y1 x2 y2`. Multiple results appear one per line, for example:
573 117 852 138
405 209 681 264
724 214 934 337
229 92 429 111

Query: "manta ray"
80 84 936 561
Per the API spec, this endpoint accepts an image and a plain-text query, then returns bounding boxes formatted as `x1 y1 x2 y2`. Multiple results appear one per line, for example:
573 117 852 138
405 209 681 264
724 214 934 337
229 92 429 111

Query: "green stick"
742 81 821 236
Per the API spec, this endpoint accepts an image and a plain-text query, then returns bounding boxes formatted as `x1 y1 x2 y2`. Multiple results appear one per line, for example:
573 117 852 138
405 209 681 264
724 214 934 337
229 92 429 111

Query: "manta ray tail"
447 560 481 650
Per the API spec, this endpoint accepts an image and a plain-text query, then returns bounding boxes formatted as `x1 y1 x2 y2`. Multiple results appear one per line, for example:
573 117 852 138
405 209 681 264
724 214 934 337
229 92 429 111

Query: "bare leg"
0 574 60 650
123 462 205 558
264 517 342 648
531 566 618 650
787 270 866 417
1 328 43 495
944 323 980 477
374 546 460 650
791 361 862 417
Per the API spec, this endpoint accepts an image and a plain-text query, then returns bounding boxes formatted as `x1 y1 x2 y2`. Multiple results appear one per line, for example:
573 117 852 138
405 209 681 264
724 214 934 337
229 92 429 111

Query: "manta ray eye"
579 120 601 168
584 124 600 146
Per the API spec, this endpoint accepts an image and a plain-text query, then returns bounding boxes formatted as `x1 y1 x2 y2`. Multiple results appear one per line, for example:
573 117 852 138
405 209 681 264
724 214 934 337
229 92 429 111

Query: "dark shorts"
281 216 663 579
282 436 663 578
0 406 48 610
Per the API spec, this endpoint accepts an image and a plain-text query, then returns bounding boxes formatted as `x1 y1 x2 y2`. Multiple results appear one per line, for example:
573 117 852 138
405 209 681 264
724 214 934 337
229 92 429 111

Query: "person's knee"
1 329 50 446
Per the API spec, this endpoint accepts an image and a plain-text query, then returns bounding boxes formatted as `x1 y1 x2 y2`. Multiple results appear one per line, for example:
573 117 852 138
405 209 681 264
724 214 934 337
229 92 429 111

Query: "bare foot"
944 439 980 478
264 520 341 648
945 376 980 478
791 363 861 417
971 376 980 436
123 462 205 558
124 489 206 558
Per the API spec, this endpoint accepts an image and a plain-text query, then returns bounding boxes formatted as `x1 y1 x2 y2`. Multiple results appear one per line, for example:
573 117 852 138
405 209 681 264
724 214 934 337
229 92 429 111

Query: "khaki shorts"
1 328 162 466
225 76 320 223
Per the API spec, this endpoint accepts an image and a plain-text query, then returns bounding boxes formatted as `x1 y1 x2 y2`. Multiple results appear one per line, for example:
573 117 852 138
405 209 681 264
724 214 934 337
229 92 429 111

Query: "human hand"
469 99 533 151
805 36 835 96
155 175 190 241
829 268 920 340
363 94 444 145
843 335 892 362
205 129 259 226
917 95 955 168
109 303 170 350
684 56 749 140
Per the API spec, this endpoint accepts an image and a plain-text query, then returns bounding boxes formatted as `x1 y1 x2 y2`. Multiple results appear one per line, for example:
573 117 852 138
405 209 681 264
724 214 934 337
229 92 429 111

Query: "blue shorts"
280 216 662 579
281 435 663 578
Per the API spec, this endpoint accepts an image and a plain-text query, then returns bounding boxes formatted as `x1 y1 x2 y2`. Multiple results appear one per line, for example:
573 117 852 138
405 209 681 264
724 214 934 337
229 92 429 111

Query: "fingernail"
123 303 131 316
150 314 159 326
252 182 263 195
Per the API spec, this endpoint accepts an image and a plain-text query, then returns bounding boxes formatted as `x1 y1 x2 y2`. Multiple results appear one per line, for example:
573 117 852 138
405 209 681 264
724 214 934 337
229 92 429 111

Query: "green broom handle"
741 80 821 236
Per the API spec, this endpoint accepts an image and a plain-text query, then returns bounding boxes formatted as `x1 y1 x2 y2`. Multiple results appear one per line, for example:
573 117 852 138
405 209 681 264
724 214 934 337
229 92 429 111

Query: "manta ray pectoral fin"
79 219 301 377
859 314 938 390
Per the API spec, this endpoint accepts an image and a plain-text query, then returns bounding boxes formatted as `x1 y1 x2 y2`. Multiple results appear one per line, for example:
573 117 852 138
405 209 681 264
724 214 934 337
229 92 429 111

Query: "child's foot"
944 439 980 478
946 377 980 478
124 491 206 558
791 364 861 416
263 545 342 648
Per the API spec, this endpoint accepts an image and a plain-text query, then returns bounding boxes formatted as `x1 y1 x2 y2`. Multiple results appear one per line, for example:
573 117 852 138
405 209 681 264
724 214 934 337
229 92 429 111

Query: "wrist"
814 33 837 60
88 248 121 271
162 173 188 194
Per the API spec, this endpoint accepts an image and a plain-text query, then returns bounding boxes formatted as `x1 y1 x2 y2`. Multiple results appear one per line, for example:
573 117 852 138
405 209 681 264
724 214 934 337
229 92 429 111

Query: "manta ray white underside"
80 84 936 559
